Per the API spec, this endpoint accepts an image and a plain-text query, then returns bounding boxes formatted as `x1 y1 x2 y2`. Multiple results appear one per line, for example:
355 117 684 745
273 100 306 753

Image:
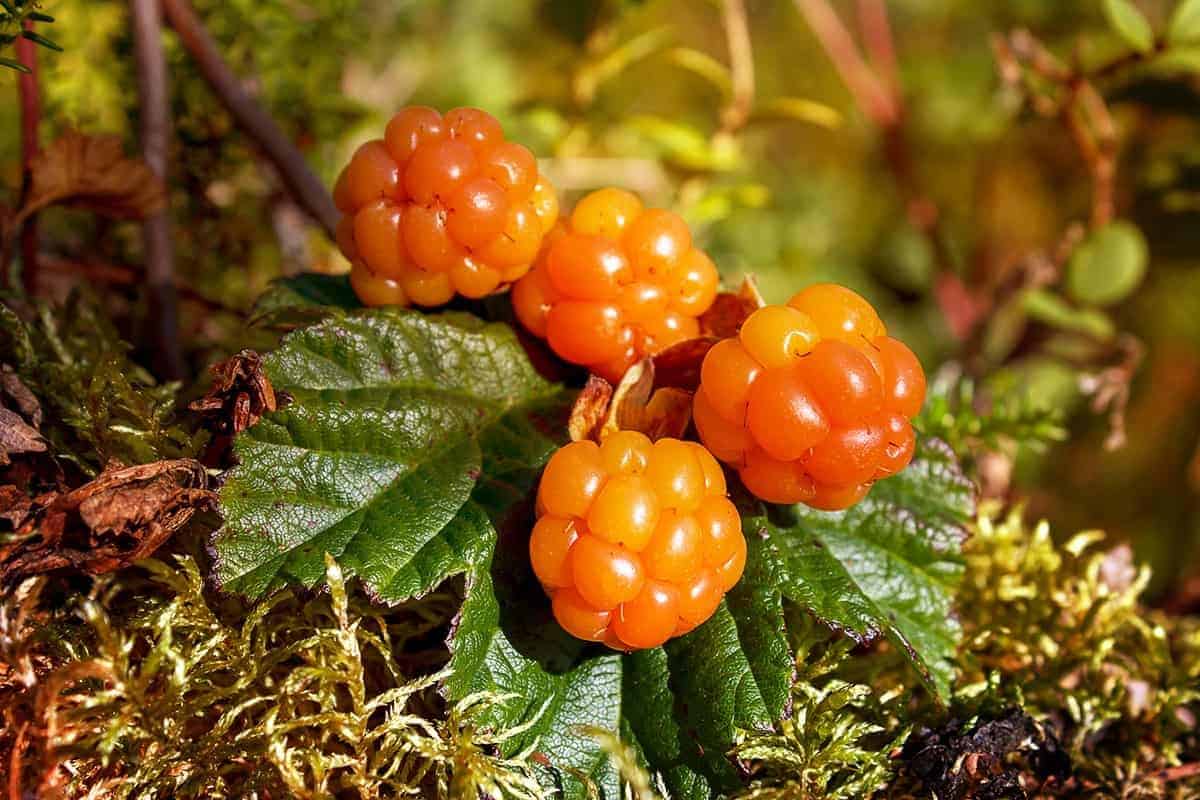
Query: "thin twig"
1079 82 1118 228
1155 762 1200 784
719 0 756 133
131 0 184 380
160 0 339 239
856 0 899 99
791 0 897 126
14 20 41 294
1002 29 1126 230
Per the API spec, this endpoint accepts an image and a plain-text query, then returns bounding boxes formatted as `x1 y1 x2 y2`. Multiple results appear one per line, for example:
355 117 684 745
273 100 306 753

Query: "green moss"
951 504 1200 797
0 555 546 799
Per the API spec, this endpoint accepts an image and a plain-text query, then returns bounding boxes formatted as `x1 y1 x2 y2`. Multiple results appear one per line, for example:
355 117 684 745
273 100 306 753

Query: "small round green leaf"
1103 0 1156 53
1066 221 1150 306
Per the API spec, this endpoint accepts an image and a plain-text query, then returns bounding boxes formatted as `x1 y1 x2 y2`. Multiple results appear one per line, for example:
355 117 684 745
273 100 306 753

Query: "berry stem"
131 0 184 380
160 0 339 240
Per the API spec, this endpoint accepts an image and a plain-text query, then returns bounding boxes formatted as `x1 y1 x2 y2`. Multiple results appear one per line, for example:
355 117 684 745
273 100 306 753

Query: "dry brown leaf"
15 132 166 227
0 408 45 467
1 366 41 430
699 275 766 339
568 375 614 443
0 485 35 528
190 349 279 435
0 459 214 584
600 360 693 443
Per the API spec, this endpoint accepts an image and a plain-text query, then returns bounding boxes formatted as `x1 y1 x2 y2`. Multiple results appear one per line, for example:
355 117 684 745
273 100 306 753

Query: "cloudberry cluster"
512 188 720 383
530 434 745 650
693 284 926 511
334 106 559 307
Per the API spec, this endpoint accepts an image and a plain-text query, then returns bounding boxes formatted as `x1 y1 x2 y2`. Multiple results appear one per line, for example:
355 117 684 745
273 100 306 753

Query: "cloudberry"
513 188 719 382
532 435 744 650
334 106 558 307
693 285 926 511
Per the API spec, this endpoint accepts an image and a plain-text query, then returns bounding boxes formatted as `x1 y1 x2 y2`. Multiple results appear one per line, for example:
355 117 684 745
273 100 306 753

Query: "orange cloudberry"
532 436 744 650
333 106 558 307
513 188 719 383
693 284 926 511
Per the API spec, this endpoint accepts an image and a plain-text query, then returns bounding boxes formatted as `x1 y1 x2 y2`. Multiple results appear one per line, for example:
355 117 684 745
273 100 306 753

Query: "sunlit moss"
731 626 904 800
0 554 547 799
951 504 1200 798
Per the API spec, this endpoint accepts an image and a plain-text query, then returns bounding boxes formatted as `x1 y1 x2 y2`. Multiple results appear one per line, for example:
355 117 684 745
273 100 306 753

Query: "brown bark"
131 0 185 379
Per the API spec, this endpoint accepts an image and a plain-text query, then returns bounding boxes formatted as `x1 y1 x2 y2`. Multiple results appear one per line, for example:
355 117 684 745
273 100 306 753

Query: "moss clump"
0 555 546 799
949 505 1200 798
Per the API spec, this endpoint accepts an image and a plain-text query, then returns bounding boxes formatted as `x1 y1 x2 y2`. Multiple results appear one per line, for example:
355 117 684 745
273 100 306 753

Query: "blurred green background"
2 0 1199 595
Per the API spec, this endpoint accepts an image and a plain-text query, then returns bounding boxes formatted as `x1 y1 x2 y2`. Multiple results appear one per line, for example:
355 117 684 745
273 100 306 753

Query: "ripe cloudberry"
513 188 720 382
532 435 745 650
333 106 558 307
693 284 926 511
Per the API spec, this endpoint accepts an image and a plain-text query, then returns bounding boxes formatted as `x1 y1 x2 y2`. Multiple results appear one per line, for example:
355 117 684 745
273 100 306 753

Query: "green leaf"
749 97 843 129
666 47 733 97
1103 0 1156 53
1022 289 1116 339
446 501 792 798
626 114 741 172
1066 221 1150 306
20 29 61 51
757 438 974 699
444 498 623 799
249 272 361 327
1169 0 1200 43
214 309 561 601
0 56 31 73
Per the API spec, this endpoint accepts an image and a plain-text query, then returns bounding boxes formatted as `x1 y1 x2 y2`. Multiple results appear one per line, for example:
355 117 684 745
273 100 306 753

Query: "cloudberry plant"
333 106 559 307
531 434 745 650
693 284 926 511
512 188 720 382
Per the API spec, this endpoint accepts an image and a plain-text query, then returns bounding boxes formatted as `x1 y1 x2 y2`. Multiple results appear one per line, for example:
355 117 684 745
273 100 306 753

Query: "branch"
15 20 41 294
160 0 339 239
719 0 755 133
131 0 184 380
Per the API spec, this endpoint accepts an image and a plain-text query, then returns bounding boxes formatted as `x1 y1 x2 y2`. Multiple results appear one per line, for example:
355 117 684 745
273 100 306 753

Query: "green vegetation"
2 1 1200 797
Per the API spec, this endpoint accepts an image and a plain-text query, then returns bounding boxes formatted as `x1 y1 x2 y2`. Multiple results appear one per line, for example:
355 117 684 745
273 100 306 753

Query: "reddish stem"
792 0 897 126
15 20 41 294
856 0 900 99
